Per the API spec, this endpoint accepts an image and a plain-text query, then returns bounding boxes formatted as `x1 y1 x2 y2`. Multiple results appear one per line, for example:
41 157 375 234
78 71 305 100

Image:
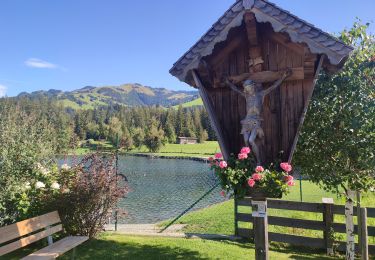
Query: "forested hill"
16 83 199 109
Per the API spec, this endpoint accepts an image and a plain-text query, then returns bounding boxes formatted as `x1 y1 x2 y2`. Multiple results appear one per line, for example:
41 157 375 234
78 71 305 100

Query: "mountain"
17 83 199 109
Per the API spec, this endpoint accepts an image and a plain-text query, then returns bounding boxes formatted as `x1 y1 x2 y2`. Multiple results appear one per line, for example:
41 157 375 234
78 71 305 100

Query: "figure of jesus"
226 69 291 164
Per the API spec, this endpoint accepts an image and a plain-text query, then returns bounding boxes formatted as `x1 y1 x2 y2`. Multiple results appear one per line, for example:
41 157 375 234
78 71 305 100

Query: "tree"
0 101 58 225
176 105 185 136
120 127 133 151
164 109 177 143
295 21 374 258
198 129 209 143
132 127 145 148
108 117 123 146
164 121 177 143
144 118 165 152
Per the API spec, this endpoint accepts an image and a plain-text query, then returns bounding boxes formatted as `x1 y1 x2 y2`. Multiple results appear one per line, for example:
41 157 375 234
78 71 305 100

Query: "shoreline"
63 150 210 163
123 153 209 162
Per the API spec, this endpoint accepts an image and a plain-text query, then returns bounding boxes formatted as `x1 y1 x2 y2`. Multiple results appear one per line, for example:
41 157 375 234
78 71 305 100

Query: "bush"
46 154 128 238
0 103 58 226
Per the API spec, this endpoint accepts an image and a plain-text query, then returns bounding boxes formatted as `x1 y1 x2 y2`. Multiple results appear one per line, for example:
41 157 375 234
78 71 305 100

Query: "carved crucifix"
226 69 291 164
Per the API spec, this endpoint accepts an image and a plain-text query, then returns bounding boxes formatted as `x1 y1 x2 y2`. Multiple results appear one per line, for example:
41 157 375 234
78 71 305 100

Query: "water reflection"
63 155 225 224
117 156 224 224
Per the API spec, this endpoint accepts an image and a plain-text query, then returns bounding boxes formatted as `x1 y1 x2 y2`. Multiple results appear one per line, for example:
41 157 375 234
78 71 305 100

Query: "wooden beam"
288 55 325 163
244 12 258 46
229 67 304 84
209 35 244 69
244 12 263 74
192 70 229 160
263 26 305 57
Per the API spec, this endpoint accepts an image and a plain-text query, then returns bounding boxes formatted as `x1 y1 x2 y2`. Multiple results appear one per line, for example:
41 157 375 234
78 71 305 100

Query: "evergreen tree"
144 118 165 152
132 127 145 148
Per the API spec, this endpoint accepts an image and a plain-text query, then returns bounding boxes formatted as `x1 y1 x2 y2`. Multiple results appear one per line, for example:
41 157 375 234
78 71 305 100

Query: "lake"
63 155 225 224
116 155 225 224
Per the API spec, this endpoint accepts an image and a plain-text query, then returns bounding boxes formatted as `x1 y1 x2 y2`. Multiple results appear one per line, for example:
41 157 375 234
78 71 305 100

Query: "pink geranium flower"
248 178 256 187
255 166 264 173
220 190 226 197
287 180 295 186
219 161 228 169
238 153 248 160
284 175 294 182
215 153 223 159
240 147 251 154
280 162 292 172
252 173 262 181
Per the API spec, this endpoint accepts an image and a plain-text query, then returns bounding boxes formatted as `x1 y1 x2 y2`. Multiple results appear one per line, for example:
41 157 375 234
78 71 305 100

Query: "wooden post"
192 70 230 160
252 198 269 260
357 192 362 257
345 190 355 260
234 196 239 236
360 208 368 260
322 198 334 255
288 55 324 163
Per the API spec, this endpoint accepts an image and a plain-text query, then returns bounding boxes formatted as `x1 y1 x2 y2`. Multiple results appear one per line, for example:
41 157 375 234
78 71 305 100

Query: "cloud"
25 58 58 69
0 84 7 97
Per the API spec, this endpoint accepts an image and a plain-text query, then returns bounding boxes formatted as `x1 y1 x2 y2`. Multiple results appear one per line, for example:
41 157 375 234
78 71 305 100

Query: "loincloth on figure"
240 116 264 138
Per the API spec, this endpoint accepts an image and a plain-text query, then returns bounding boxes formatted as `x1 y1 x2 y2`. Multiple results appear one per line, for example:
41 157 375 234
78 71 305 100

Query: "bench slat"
0 225 62 257
0 211 61 244
21 236 89 260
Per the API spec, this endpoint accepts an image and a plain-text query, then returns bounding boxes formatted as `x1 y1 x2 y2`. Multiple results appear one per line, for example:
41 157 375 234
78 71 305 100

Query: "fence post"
322 198 334 255
252 198 269 260
360 208 368 260
234 197 239 236
357 192 362 257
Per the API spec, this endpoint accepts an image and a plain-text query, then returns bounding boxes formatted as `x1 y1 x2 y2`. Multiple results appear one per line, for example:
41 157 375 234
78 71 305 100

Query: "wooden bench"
0 211 88 259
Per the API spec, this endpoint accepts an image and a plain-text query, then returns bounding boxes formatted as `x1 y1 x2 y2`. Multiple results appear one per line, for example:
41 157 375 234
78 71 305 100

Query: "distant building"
177 136 198 144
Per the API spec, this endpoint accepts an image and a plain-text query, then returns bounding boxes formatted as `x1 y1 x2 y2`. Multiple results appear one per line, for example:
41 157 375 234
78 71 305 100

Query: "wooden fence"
235 198 375 255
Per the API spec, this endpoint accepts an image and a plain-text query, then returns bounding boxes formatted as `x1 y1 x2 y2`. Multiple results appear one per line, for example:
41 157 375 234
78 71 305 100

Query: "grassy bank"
128 141 220 158
2 233 339 260
69 140 116 155
70 140 221 158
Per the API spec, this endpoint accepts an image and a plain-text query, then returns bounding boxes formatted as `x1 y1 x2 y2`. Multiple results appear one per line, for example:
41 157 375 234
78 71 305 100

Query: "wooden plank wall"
205 24 249 155
202 22 316 164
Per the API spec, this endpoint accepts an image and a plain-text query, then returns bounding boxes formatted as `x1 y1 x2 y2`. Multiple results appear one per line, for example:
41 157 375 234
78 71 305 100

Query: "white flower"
51 182 60 190
24 182 31 190
41 168 50 176
37 163 50 175
35 181 46 189
61 164 71 170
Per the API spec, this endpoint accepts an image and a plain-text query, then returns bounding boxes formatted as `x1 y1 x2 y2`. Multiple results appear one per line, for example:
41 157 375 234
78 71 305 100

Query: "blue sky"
0 0 374 97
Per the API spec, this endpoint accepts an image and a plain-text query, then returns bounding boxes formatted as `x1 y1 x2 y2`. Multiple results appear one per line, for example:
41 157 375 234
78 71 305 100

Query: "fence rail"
235 197 375 255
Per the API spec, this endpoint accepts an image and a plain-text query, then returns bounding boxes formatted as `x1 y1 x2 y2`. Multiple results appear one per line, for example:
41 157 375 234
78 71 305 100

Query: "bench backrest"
0 211 62 256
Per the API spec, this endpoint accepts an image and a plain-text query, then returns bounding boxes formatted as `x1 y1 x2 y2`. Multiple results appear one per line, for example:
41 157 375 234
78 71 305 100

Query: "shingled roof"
170 0 353 82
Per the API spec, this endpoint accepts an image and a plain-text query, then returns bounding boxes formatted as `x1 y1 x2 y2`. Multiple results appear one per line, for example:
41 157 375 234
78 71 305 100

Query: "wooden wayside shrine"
170 0 352 165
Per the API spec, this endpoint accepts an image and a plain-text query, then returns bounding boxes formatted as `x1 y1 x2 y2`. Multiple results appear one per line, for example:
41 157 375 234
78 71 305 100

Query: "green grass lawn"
172 98 203 108
2 233 339 260
128 141 220 158
2 184 373 259
69 140 116 155
70 140 220 158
